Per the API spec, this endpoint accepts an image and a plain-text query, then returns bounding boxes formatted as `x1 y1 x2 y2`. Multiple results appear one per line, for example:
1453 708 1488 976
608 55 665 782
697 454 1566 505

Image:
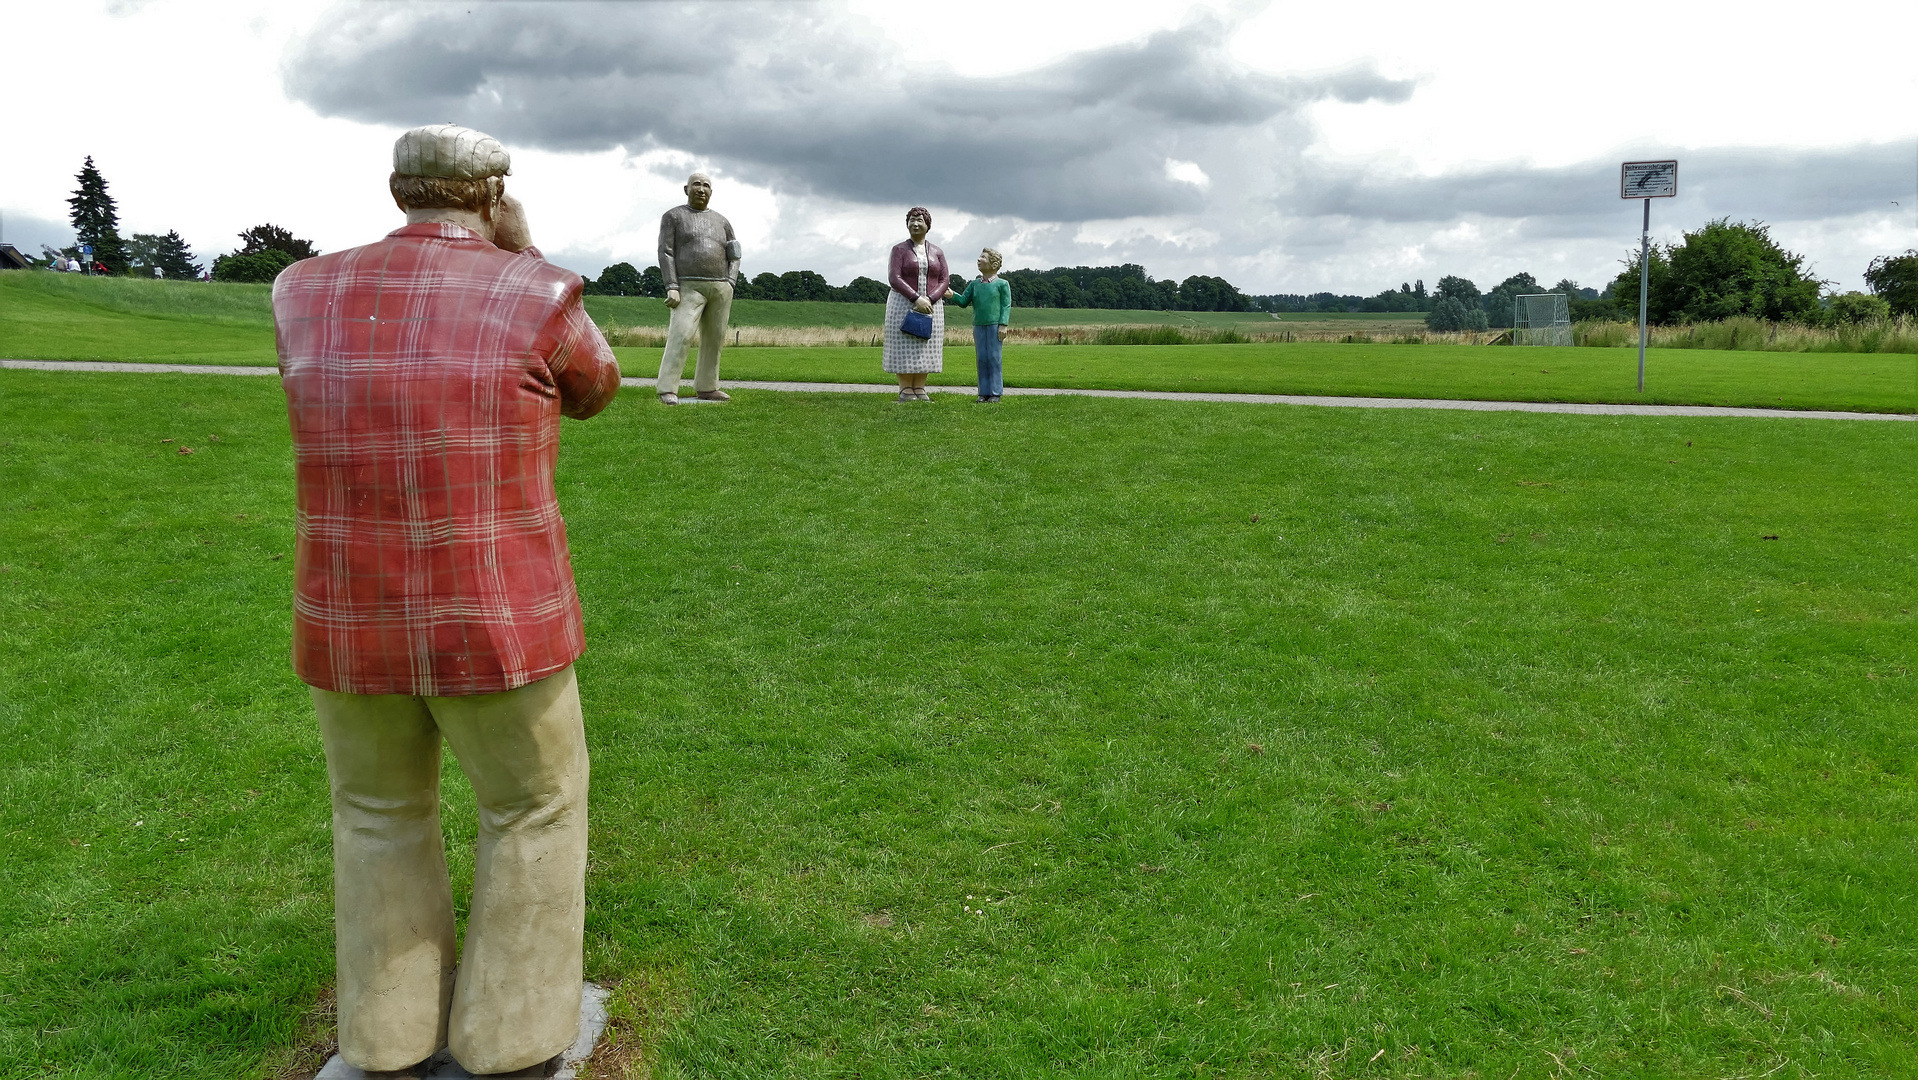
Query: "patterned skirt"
881 289 944 374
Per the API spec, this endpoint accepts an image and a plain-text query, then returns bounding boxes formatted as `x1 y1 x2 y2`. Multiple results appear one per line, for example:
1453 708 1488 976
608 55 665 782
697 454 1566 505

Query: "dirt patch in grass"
272 983 338 1080
578 969 691 1080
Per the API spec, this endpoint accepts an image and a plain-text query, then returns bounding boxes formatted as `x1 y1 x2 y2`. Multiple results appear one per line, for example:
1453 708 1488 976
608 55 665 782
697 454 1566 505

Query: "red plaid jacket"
273 222 620 696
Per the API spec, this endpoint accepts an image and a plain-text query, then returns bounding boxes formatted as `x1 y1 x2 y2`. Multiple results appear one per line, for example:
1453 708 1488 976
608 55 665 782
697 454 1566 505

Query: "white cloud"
5 0 1916 295
1165 160 1211 189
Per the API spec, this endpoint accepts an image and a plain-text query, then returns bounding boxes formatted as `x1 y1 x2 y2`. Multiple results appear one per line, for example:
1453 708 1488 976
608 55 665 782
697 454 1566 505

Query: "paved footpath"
5 359 1911 422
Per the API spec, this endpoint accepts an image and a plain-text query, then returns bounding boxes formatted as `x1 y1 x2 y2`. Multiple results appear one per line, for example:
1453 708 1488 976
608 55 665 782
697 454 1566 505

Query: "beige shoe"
658 392 679 406
695 389 731 402
897 390 914 402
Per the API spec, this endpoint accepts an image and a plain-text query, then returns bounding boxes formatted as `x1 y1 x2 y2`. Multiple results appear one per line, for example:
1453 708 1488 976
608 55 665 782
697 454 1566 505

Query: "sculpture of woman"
882 207 948 402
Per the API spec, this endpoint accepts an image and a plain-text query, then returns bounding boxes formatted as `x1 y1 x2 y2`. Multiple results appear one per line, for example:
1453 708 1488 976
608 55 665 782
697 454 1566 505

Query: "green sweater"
949 276 1012 326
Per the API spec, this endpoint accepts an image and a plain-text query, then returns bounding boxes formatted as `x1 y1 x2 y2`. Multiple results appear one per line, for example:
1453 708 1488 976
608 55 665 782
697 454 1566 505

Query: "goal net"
1514 293 1572 346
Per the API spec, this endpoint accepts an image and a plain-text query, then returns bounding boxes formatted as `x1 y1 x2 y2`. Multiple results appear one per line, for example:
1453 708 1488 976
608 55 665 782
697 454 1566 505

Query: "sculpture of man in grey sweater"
656 172 741 404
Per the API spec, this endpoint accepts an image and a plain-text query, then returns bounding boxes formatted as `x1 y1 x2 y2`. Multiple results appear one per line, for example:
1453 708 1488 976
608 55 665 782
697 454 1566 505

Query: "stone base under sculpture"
316 982 610 1079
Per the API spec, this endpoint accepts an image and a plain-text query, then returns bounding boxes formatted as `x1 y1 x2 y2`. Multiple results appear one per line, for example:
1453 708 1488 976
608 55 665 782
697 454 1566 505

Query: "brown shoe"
695 389 731 402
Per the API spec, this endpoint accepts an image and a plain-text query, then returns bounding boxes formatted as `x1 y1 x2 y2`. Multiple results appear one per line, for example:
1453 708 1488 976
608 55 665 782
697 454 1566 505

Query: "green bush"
1864 251 1918 316
1425 296 1487 332
1610 219 1823 325
212 249 296 284
1826 291 1891 325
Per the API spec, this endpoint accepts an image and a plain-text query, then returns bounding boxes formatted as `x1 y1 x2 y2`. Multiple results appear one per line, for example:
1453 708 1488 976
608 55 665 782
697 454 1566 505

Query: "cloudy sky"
7 0 1916 295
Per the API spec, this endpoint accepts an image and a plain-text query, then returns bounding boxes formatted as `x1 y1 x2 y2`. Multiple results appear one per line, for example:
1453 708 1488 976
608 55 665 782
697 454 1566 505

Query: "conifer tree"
128 231 204 280
67 156 129 273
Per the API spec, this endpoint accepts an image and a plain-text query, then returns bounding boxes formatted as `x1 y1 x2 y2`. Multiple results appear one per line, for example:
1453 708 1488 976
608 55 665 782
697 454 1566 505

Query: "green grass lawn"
634 342 1918 414
2 371 1915 1078
6 274 1913 413
0 272 277 365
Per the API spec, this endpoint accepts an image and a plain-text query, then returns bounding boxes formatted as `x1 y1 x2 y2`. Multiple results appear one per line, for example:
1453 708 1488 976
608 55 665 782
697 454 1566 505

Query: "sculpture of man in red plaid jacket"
273 124 621 1076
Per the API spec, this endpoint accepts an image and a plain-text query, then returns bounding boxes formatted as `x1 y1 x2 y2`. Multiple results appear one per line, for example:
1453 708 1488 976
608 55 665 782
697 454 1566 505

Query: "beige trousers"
656 278 733 395
312 665 589 1074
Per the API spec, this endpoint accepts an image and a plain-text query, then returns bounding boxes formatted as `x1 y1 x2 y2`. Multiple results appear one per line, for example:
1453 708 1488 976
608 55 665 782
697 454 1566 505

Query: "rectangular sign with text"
1621 160 1678 199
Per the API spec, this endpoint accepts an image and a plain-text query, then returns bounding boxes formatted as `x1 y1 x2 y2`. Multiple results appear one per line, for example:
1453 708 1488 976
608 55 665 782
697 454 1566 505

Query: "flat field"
2 371 1914 1078
0 272 1369 359
5 274 1915 414
636 343 1918 414
6 274 1913 413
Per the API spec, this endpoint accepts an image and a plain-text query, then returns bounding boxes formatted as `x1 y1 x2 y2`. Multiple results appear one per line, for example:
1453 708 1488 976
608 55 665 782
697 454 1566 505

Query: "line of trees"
1409 221 1918 332
583 263 894 303
1251 284 1434 313
584 260 1255 311
997 264 1252 312
1420 275 1607 332
55 157 212 279
40 156 318 283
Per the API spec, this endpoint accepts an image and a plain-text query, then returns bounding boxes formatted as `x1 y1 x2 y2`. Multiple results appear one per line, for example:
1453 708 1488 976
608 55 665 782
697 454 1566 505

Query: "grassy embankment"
0 271 278 365
2 371 1915 1077
3 273 1914 413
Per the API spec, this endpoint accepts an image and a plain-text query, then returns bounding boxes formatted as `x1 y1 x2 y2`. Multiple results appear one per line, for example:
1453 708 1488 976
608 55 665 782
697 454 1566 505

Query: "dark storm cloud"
283 1 1412 221
1 210 79 255
1290 142 1917 228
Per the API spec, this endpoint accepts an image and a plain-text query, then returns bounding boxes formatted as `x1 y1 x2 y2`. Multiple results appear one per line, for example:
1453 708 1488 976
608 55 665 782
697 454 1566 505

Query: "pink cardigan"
888 239 949 304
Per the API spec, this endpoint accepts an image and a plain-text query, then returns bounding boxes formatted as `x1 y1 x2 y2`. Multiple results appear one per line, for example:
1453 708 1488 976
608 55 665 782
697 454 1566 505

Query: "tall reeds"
1575 317 1918 353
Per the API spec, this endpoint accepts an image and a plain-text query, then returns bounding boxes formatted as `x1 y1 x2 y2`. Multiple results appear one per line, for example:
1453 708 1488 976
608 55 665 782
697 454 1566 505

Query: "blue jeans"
973 324 1004 398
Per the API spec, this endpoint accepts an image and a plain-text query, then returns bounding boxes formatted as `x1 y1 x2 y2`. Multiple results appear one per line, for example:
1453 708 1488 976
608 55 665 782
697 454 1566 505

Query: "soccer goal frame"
1514 293 1572 346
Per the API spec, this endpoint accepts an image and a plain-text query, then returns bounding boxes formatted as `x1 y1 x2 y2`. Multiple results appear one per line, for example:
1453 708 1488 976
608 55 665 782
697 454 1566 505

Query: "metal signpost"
79 243 94 276
1620 160 1676 391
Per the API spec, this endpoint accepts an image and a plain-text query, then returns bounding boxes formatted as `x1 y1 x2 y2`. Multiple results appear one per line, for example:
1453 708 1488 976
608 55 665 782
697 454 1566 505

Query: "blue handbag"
899 309 934 339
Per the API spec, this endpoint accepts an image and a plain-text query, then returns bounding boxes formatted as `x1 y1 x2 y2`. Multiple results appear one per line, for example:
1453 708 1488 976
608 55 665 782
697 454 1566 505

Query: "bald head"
685 173 713 211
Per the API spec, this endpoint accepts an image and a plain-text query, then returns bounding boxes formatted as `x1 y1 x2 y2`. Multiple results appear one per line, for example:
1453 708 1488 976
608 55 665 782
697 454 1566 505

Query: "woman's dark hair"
906 206 932 230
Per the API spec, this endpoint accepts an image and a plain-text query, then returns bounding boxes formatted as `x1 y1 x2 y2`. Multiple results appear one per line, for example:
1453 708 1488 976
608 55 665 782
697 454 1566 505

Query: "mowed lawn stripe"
0 374 1913 1077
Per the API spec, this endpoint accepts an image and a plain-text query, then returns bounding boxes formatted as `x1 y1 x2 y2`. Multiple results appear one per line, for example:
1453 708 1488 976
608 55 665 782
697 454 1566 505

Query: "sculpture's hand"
493 194 533 253
997 325 1008 342
943 288 956 300
665 288 681 309
913 296 933 315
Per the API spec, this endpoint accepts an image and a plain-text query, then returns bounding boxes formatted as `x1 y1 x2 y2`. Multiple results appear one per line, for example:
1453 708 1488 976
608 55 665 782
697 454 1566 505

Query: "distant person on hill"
883 206 947 401
271 123 619 1077
655 171 741 405
944 247 1011 403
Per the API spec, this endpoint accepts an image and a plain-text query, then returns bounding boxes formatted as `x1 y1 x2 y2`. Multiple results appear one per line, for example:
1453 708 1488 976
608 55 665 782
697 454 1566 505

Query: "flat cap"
392 124 511 180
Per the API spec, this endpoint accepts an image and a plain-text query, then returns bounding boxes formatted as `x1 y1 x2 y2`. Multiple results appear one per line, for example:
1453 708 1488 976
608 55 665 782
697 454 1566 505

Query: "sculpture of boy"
272 124 621 1077
945 247 1012 402
656 171 741 404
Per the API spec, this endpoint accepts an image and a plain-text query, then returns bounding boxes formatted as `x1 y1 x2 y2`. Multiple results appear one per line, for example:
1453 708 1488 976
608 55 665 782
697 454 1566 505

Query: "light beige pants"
312 664 588 1074
656 278 733 395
